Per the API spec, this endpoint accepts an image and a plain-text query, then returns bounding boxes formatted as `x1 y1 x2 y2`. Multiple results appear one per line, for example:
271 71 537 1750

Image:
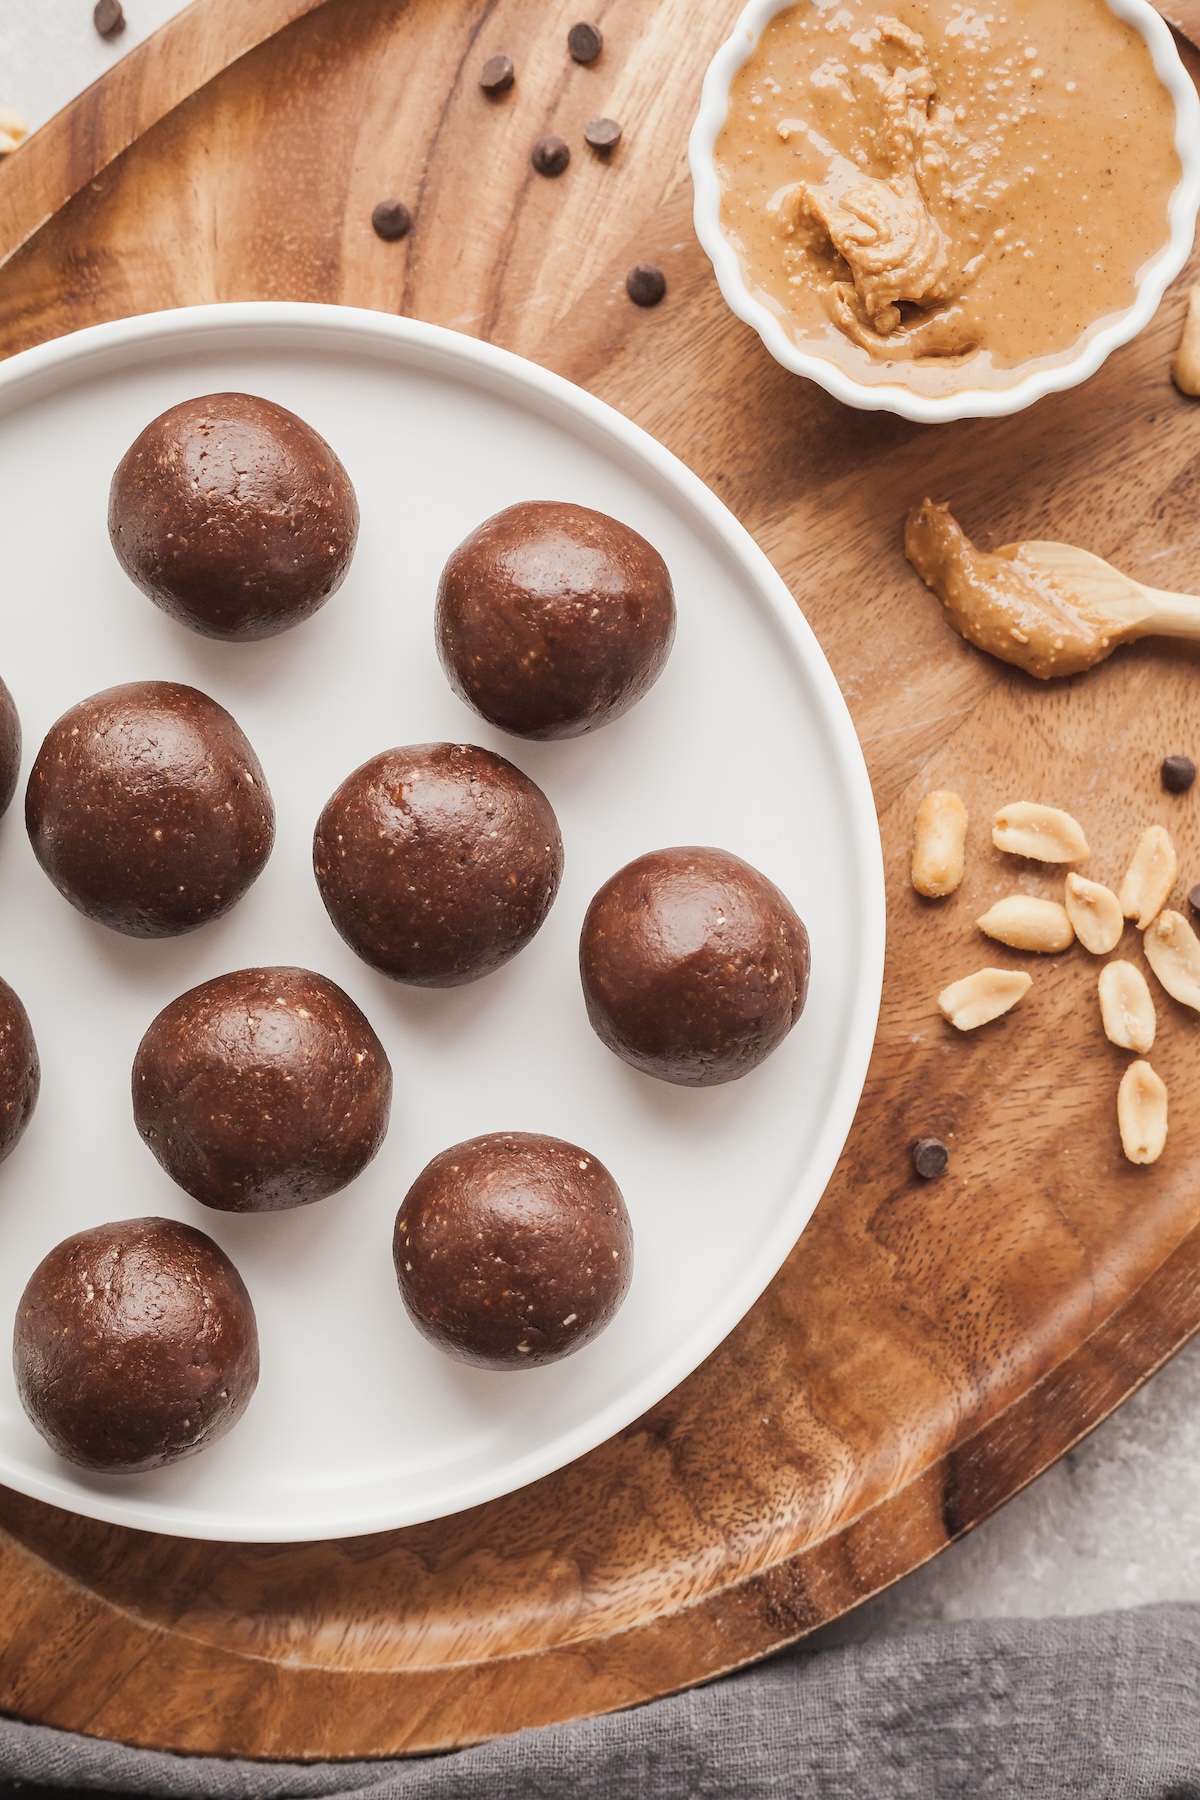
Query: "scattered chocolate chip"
532 135 570 177
93 0 126 38
371 199 413 242
1189 883 1200 916
912 1137 949 1180
568 20 603 62
480 53 515 95
625 262 666 307
584 116 622 151
1162 754 1196 794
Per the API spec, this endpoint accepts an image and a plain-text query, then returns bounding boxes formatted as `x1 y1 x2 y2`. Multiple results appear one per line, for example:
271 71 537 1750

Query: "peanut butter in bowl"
691 0 1200 420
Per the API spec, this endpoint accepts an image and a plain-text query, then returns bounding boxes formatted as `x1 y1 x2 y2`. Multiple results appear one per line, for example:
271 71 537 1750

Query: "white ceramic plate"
0 303 883 1542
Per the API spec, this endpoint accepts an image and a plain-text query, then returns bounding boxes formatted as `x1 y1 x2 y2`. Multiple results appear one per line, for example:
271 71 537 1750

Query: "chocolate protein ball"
313 742 563 986
133 967 392 1212
580 846 810 1087
26 680 274 938
0 676 19 818
13 1217 259 1474
109 392 359 641
394 1131 632 1368
0 978 38 1165
435 501 676 739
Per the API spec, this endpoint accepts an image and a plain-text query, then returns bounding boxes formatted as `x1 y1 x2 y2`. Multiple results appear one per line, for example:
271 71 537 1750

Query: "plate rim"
0 301 885 1541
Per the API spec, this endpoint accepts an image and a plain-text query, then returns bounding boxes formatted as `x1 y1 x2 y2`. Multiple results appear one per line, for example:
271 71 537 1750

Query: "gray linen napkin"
0 1603 1197 1800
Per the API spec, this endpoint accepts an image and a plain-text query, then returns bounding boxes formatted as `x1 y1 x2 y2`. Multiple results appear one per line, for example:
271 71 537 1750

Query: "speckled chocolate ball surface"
0 978 38 1166
108 392 359 641
580 847 810 1087
394 1131 632 1368
0 677 20 819
435 501 676 739
25 680 274 939
13 1217 259 1474
313 742 563 986
133 967 393 1213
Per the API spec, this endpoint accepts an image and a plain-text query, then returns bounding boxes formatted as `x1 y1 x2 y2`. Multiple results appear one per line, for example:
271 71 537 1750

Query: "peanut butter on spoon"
905 499 1200 679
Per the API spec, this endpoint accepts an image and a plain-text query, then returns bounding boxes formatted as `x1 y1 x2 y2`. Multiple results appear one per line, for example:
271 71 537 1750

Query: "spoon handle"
1015 542 1200 640
1133 586 1200 640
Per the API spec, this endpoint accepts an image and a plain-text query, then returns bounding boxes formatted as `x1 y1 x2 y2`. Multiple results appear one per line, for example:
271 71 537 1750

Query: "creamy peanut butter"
905 499 1116 676
716 2 1180 395
905 500 1200 677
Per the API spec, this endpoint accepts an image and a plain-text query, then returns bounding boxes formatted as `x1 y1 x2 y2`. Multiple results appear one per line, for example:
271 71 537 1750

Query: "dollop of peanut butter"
904 499 1117 679
787 21 966 354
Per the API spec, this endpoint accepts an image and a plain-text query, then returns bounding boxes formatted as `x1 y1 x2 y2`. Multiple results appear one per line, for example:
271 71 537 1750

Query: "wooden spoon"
904 498 1200 680
1014 540 1200 645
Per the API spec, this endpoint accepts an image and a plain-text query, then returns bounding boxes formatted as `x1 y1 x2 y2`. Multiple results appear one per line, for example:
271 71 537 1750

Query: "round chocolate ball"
394 1131 632 1368
26 680 274 939
0 676 20 819
580 847 810 1087
313 742 563 986
13 1217 259 1473
0 978 38 1165
133 966 392 1212
108 392 359 641
435 501 676 739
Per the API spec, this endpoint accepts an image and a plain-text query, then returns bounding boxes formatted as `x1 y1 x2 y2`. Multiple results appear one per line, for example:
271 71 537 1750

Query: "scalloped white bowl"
689 0 1200 425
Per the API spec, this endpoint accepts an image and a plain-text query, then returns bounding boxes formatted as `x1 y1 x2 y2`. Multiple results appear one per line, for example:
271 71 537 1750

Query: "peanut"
911 789 968 898
1117 1060 1168 1165
1143 909 1200 1011
1064 873 1124 955
0 107 27 156
1173 285 1200 397
1118 825 1177 929
938 967 1032 1031
977 895 1074 953
992 802 1089 864
1098 961 1156 1054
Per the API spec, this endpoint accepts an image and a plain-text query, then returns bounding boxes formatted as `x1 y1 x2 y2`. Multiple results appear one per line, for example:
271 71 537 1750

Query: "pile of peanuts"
913 794 1194 1166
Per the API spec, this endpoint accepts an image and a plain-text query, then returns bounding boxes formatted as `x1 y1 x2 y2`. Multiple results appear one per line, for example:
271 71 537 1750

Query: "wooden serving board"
1 0 1200 1761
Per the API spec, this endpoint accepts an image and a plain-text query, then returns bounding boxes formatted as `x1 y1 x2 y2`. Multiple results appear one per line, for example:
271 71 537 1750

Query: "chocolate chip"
625 262 666 307
912 1137 949 1180
584 116 622 151
480 53 515 95
1162 754 1196 794
568 20 603 62
1190 883 1200 916
532 135 570 177
93 0 125 38
371 200 413 241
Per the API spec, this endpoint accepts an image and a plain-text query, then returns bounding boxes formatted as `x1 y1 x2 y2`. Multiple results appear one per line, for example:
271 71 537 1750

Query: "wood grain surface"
0 0 1199 1762
1160 1 1200 48
0 0 336 272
